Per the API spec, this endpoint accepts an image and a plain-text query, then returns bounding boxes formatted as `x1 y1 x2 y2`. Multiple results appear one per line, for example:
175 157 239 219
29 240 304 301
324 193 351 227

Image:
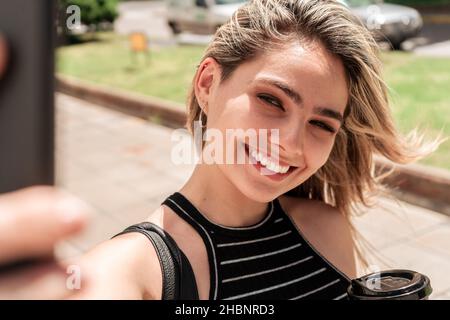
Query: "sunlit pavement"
414 40 450 57
55 93 450 299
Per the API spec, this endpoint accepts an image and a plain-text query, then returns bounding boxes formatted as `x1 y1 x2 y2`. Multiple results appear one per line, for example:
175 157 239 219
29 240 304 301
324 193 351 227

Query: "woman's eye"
256 94 336 133
309 120 336 133
257 94 285 111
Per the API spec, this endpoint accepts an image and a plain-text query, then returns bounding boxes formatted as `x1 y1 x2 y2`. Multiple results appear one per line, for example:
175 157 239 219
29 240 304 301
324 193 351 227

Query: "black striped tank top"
162 192 351 300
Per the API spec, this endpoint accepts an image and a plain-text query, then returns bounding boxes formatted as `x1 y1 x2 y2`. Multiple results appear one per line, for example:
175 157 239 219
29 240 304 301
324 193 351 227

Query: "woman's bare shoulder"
69 206 166 300
278 195 357 279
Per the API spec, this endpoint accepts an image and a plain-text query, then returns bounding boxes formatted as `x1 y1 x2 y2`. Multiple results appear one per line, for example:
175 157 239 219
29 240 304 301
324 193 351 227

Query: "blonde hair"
185 0 445 270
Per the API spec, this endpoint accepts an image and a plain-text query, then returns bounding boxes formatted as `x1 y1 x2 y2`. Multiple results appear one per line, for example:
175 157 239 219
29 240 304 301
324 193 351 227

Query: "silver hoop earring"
198 108 206 128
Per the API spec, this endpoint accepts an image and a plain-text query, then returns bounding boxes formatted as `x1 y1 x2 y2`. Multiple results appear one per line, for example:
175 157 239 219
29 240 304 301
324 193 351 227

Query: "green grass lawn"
57 33 205 103
56 33 450 170
380 52 450 170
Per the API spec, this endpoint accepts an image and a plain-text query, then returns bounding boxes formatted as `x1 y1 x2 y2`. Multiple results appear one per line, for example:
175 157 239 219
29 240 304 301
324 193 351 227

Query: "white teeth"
260 157 268 166
279 165 289 174
248 146 290 174
251 150 259 162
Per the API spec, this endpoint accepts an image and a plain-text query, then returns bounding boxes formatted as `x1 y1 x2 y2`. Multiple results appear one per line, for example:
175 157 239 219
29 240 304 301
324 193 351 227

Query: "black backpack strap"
112 221 198 300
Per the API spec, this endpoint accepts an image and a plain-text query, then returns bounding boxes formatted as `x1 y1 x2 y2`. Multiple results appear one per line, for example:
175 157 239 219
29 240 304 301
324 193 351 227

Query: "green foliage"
60 0 119 26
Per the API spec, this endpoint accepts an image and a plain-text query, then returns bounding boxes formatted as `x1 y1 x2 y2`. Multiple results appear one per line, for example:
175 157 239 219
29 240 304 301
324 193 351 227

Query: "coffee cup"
347 269 432 300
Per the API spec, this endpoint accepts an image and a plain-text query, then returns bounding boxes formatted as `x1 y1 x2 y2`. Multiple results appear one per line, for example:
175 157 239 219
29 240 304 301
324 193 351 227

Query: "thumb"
0 186 92 265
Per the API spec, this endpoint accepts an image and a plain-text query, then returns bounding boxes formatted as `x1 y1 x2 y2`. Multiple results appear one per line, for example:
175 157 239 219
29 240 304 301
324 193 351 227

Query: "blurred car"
165 0 247 35
341 0 423 49
166 0 422 49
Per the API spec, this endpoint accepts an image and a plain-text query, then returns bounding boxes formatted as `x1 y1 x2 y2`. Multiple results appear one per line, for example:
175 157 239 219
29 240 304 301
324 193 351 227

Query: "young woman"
72 0 441 300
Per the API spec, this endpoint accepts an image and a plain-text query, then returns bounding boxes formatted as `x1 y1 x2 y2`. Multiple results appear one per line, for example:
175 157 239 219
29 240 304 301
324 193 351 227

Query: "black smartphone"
0 0 55 193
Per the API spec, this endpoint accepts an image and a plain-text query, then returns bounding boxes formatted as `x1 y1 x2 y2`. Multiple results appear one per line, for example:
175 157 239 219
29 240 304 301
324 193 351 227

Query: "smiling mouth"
243 143 298 177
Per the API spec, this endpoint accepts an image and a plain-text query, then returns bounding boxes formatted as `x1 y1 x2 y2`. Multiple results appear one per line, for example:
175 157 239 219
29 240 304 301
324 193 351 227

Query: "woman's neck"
179 163 269 228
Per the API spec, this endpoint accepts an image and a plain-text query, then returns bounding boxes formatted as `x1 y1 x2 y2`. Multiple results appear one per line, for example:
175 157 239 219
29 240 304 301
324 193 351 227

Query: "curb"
56 75 186 129
375 158 450 216
56 75 450 216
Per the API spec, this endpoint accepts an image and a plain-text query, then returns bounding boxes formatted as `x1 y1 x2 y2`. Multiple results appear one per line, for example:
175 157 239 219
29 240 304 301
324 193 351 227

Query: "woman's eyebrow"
255 77 302 105
313 107 344 125
254 77 344 124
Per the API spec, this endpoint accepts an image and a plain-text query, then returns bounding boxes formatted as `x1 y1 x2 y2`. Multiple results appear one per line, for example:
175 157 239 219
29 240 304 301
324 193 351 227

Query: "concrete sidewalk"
414 40 450 57
54 93 450 300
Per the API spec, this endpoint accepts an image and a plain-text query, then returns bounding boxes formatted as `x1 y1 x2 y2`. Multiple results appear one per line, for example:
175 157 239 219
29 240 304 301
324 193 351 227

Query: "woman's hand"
0 185 91 299
0 34 93 299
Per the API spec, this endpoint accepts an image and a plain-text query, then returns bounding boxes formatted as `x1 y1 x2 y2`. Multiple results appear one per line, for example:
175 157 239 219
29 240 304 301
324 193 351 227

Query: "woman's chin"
236 176 287 203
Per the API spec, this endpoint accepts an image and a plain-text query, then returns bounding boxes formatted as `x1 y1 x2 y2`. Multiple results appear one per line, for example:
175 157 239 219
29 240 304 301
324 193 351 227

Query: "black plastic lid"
347 269 433 300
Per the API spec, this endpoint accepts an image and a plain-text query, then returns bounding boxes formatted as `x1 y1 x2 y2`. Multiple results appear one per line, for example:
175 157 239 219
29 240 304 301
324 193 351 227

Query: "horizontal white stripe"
333 293 348 300
220 243 301 265
290 279 341 300
222 256 313 283
274 218 283 223
223 268 327 300
284 211 351 283
217 230 292 248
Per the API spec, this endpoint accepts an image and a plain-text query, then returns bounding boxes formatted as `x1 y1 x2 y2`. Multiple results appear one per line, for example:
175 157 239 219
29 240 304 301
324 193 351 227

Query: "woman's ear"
194 57 220 115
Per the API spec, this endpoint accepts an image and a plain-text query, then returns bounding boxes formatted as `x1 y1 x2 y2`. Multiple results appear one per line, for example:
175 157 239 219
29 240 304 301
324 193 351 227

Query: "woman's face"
195 40 349 202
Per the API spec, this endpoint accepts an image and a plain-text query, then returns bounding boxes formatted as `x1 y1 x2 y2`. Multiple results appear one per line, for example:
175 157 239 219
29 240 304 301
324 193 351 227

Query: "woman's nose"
278 121 304 158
